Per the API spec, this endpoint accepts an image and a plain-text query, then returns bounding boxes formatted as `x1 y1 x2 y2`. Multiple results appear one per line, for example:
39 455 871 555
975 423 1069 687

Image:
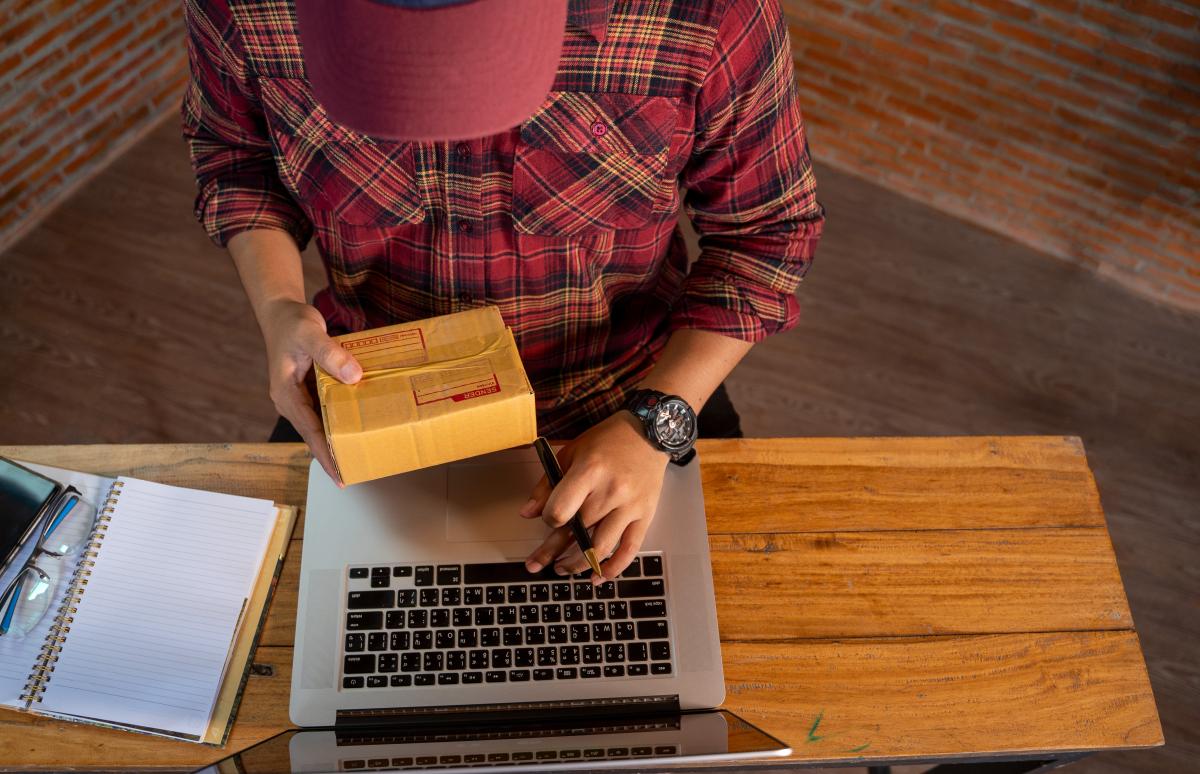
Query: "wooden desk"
0 438 1162 771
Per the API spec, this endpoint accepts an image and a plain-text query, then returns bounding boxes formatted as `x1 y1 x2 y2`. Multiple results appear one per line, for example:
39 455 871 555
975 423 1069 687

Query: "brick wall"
0 1 186 250
784 0 1200 311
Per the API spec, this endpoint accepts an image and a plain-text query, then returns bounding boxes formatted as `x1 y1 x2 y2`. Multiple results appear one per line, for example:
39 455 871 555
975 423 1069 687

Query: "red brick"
941 22 1005 55
930 0 989 26
1079 4 1144 37
1122 0 1199 29
1151 29 1199 57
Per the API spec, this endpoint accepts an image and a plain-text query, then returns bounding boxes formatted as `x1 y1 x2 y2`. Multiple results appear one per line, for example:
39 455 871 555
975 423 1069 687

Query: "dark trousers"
268 383 743 442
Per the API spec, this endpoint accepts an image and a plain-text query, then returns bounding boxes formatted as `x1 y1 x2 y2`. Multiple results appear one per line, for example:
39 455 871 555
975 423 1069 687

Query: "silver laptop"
290 446 725 727
192 710 791 773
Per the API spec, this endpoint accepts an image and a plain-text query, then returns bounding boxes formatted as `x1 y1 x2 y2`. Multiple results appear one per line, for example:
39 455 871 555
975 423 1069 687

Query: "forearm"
227 228 308 331
637 328 753 411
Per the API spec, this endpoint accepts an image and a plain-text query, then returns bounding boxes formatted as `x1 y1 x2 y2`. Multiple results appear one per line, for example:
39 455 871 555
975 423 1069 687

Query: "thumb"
303 330 362 385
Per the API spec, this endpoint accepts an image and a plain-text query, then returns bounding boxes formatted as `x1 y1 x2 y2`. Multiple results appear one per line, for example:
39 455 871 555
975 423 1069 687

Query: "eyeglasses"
0 487 98 638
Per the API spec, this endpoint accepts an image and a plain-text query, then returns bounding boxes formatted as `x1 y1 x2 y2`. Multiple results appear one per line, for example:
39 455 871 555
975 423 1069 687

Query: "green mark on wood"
846 742 871 753
805 710 824 742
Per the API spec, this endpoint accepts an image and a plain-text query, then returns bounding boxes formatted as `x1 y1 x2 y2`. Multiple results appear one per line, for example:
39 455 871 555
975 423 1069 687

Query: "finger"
278 387 344 488
520 475 551 519
540 463 597 529
301 328 362 384
597 516 651 583
525 526 575 573
554 507 636 577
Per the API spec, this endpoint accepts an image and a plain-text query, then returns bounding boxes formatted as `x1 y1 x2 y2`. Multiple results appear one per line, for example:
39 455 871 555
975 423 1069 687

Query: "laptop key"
397 589 417 608
632 746 652 756
564 603 584 621
486 586 505 604
464 586 483 605
536 750 557 760
347 611 382 630
515 648 534 667
423 652 444 671
581 666 601 678
627 663 648 676
441 587 461 606
344 654 374 674
509 669 530 682
537 646 557 666
436 565 461 585
414 566 434 586
541 604 562 623
407 610 428 628
530 584 550 602
343 676 364 688
437 673 459 685
419 589 439 607
525 625 546 645
519 605 539 624
615 622 635 641
386 611 405 629
637 620 669 639
605 644 625 662
595 581 617 599
430 608 450 627
642 555 663 575
573 581 594 600
628 643 648 661
462 671 482 684
391 674 412 687
458 628 477 648
390 632 409 650
586 602 606 621
412 630 433 649
367 632 387 651
435 630 454 648
367 675 387 687
498 606 518 625
503 627 523 646
414 673 435 686
485 671 506 683
570 624 590 643
393 565 412 578
618 579 665 598
560 646 580 665
469 649 489 669
624 557 641 577
492 649 513 668
655 745 677 755
651 641 671 660
345 633 365 652
582 645 603 664
548 625 568 643
453 608 472 627
480 627 500 647
349 567 368 579
631 600 666 619
556 667 578 680
507 585 528 603
474 607 495 626
592 623 613 642
348 590 394 609
401 653 420 671
370 570 390 588
552 583 571 601
651 662 672 675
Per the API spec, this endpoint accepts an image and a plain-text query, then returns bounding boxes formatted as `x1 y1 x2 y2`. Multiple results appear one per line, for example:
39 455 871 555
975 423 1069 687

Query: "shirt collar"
567 0 612 43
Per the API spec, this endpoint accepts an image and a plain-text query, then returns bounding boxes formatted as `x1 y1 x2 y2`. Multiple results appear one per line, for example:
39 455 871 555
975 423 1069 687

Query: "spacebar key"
465 562 557 583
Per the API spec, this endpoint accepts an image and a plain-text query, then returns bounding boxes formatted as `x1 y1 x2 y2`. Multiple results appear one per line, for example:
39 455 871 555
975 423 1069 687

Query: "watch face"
652 398 696 452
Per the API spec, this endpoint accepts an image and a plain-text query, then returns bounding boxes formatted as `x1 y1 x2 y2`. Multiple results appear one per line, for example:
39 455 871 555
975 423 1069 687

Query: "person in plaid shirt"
183 0 823 581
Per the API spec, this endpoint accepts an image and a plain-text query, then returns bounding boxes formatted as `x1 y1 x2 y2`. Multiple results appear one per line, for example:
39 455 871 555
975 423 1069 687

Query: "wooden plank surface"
0 440 1162 769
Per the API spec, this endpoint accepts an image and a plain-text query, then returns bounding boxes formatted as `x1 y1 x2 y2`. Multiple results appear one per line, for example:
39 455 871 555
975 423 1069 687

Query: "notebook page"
37 477 276 739
0 462 114 710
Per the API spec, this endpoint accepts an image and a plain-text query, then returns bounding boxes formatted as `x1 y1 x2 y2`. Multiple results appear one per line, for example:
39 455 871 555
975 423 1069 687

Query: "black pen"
532 436 603 578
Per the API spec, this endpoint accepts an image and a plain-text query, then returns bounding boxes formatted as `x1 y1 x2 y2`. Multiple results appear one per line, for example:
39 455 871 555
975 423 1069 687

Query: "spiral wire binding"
19 481 122 705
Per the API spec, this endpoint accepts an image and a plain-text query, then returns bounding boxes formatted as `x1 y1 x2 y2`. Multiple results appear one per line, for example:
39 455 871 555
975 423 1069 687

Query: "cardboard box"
315 306 537 485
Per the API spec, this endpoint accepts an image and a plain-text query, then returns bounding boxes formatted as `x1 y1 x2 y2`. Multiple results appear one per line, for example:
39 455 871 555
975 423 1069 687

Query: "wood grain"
0 441 1161 770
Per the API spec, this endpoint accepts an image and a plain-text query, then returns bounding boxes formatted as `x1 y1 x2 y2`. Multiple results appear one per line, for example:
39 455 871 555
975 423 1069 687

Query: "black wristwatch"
624 389 698 465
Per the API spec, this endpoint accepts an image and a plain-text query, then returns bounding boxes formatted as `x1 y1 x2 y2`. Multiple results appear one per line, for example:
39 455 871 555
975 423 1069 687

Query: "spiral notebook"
0 461 297 744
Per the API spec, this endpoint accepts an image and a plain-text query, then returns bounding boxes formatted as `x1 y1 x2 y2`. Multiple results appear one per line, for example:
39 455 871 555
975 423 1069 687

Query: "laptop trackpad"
445 461 552 543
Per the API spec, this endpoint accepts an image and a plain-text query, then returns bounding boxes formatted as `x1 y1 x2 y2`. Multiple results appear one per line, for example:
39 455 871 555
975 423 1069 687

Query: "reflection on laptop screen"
196 711 789 773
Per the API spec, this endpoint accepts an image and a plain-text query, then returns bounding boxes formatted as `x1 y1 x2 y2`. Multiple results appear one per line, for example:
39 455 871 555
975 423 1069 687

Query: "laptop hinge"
334 694 681 733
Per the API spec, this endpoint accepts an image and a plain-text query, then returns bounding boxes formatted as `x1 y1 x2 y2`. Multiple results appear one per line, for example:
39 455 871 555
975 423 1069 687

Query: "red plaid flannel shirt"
183 0 824 438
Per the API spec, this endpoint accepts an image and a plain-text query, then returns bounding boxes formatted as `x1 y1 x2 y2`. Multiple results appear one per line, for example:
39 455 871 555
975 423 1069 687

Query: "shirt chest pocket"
513 92 677 236
257 77 425 227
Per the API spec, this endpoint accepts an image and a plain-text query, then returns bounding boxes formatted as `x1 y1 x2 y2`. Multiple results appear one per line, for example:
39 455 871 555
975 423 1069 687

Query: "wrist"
611 410 671 461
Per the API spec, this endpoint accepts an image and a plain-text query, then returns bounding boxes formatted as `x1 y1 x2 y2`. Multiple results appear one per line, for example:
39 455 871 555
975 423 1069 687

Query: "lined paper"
38 477 276 738
0 462 114 710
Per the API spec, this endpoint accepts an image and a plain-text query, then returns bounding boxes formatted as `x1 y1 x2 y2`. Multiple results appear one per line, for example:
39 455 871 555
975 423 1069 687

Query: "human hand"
520 412 669 582
259 299 362 486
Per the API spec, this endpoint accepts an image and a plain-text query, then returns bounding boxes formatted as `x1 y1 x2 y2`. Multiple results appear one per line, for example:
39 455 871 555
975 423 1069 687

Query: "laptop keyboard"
341 555 672 690
341 745 679 769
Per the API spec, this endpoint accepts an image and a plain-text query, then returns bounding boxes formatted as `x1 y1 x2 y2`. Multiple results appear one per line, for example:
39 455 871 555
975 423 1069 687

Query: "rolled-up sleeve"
672 0 824 342
181 0 311 249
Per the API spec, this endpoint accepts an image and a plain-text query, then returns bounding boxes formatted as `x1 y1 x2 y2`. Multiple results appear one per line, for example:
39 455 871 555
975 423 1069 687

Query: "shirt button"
590 120 607 137
456 142 471 158
457 220 472 233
